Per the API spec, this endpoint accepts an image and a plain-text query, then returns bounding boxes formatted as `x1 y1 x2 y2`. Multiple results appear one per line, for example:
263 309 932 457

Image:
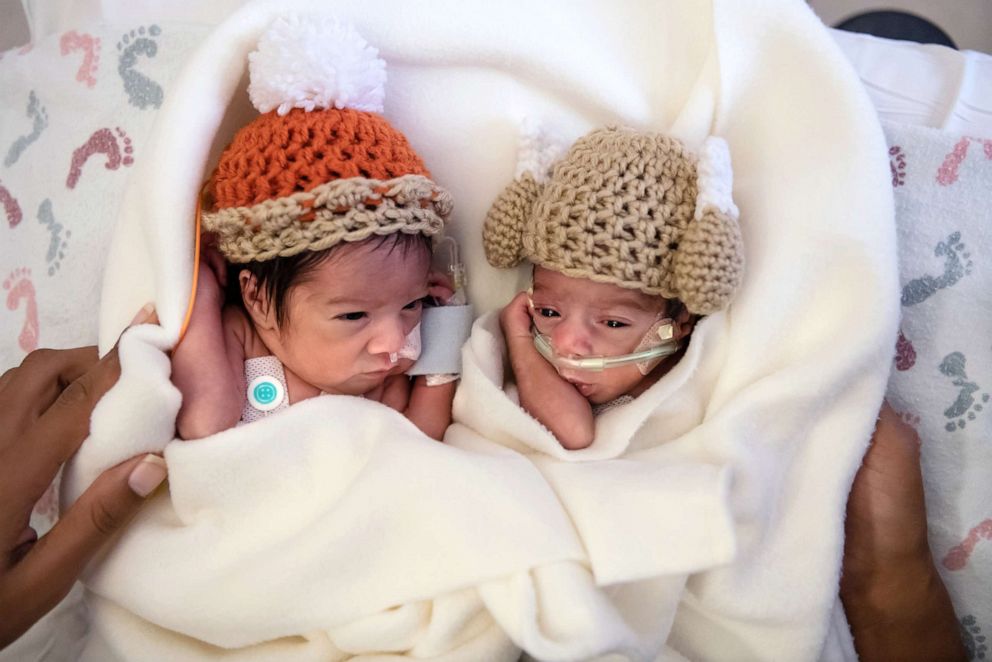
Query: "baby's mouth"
563 374 595 396
363 366 393 378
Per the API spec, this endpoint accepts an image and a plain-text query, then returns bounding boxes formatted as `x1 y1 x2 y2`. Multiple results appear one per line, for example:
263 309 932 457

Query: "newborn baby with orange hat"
172 17 459 441
484 126 745 449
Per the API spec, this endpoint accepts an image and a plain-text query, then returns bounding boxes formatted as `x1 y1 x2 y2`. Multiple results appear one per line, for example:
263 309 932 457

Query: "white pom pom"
248 15 386 116
695 136 739 220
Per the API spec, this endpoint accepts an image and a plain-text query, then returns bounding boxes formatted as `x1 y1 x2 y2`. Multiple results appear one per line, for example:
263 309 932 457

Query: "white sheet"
831 29 992 137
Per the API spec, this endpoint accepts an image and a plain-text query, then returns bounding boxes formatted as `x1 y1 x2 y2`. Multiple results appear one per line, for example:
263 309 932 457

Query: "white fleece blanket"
59 0 898 659
449 312 737 659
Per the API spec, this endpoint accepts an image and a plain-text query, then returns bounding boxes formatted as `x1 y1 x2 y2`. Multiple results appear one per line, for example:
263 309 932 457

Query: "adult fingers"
864 402 923 488
0 347 99 445
5 348 121 508
0 347 105 527
7 306 157 507
0 454 166 648
875 401 922 454
846 400 929 563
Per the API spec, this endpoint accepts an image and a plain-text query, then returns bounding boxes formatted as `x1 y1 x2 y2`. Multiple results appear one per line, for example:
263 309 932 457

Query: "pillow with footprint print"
0 22 209 373
883 120 992 660
0 25 212 612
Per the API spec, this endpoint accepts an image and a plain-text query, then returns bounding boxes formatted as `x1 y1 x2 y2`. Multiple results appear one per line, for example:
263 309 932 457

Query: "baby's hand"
196 239 228 308
427 269 455 306
499 291 534 343
378 373 411 412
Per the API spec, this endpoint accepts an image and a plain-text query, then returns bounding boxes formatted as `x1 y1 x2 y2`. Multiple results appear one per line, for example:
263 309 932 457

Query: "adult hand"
0 307 167 649
840 402 966 661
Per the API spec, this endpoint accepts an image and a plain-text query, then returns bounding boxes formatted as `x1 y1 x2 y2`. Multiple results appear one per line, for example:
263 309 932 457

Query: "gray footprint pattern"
961 615 988 660
37 199 70 276
939 351 989 431
4 91 48 167
117 25 164 110
902 232 973 306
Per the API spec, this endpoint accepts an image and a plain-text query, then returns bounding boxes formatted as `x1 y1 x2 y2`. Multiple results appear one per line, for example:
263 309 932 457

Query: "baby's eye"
604 319 629 329
337 311 367 321
403 298 425 311
538 307 560 318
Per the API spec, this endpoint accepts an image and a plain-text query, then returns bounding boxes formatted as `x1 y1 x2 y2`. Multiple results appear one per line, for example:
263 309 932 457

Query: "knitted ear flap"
482 172 542 268
672 206 745 315
483 119 565 268
671 135 744 314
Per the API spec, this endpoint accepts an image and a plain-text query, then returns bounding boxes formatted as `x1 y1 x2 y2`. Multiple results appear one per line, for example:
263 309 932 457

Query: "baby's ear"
482 173 542 268
672 206 744 315
239 270 277 331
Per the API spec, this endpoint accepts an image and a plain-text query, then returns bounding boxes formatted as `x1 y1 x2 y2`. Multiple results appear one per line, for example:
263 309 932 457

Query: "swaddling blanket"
449 311 738 657
59 0 899 659
70 349 604 659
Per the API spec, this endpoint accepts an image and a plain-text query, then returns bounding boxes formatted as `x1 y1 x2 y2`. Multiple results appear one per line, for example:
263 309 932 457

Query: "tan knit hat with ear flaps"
200 15 451 264
483 126 744 315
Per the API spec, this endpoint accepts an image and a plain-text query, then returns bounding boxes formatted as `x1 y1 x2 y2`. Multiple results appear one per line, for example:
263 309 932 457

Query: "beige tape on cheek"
635 318 675 375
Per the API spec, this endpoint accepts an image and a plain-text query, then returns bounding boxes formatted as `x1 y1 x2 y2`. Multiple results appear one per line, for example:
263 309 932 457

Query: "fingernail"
129 302 155 326
128 454 167 497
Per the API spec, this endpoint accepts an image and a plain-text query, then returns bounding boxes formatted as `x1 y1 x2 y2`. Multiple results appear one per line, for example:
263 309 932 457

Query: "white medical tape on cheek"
397 323 423 361
635 318 675 375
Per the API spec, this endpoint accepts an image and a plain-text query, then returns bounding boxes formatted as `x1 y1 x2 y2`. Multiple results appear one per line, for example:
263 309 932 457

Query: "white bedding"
831 29 992 137
4 1 987 660
53 0 897 658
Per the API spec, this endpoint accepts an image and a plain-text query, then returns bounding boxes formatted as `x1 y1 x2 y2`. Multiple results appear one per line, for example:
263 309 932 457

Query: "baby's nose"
367 317 407 357
551 319 594 357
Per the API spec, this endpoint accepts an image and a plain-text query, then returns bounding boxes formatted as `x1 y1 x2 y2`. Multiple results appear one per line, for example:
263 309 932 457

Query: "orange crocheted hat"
201 15 451 263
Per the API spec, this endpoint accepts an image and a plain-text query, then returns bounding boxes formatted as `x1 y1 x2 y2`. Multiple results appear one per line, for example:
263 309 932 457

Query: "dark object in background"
836 10 957 49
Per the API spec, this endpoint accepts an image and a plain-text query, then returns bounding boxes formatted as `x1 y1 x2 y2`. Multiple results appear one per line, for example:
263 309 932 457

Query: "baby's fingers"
380 374 411 412
500 292 534 340
427 270 455 304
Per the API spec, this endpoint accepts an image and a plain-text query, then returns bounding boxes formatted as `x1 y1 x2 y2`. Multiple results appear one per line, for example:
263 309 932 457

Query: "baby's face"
271 240 430 396
530 267 668 404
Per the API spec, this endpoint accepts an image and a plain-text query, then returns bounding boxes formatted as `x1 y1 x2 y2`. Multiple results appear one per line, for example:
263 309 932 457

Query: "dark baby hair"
226 233 432 327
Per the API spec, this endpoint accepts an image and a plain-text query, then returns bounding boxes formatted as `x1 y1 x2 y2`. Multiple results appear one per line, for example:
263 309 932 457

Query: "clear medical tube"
531 330 680 372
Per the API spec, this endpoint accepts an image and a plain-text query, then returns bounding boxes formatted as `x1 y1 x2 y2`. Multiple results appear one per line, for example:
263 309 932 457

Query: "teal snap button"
247 375 285 412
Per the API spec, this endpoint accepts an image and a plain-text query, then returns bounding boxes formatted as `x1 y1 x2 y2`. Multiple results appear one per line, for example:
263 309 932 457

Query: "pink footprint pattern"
895 409 921 429
60 30 101 88
3 268 39 353
943 518 992 571
889 145 907 187
0 179 23 228
894 330 916 371
936 137 992 186
66 127 134 189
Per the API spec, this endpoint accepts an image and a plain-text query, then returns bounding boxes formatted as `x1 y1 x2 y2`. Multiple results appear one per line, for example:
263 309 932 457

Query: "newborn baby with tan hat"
484 126 745 449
